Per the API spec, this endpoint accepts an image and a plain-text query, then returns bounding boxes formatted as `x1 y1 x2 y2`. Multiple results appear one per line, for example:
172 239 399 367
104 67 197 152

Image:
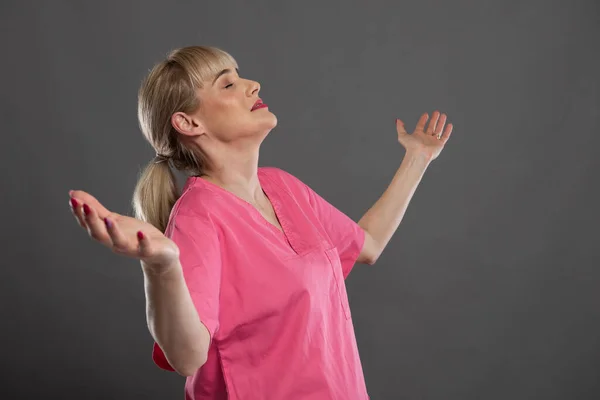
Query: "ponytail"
132 159 179 233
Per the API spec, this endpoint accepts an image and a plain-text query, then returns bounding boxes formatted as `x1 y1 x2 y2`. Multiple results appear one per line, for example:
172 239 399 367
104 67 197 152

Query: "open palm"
68 190 180 269
396 111 453 161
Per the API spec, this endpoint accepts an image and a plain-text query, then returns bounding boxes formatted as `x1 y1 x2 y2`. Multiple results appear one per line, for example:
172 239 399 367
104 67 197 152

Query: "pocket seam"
325 247 351 320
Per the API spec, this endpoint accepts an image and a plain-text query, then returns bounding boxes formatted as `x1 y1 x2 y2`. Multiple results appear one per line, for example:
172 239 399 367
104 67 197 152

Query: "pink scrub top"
152 167 368 399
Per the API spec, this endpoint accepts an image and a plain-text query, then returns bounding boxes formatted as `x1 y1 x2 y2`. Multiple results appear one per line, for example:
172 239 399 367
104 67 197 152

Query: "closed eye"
225 83 233 89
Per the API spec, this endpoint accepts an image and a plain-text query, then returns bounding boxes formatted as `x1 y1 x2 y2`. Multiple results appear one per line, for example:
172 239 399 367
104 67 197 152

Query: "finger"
440 123 453 142
69 197 88 229
82 203 113 247
426 111 440 134
69 190 111 218
434 113 447 137
415 113 429 132
396 119 408 136
103 216 131 254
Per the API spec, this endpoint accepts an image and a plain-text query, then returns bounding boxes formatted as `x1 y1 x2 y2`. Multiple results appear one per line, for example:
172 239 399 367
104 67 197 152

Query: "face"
175 66 277 145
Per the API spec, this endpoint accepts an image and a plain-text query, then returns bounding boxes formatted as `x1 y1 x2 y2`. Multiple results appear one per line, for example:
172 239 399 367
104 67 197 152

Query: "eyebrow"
212 68 239 85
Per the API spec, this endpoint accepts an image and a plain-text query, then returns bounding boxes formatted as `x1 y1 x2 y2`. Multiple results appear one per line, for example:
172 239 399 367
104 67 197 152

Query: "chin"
260 111 278 130
268 113 278 129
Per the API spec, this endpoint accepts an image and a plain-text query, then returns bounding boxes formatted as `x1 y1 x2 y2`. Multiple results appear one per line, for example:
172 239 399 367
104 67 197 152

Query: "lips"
251 99 268 111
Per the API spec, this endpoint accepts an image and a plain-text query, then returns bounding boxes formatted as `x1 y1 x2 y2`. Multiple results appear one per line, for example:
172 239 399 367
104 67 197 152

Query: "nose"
247 80 260 96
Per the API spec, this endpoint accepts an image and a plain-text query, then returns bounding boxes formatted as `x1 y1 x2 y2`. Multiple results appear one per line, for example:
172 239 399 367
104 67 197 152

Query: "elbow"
357 253 378 266
174 353 208 377
359 230 381 266
176 366 202 377
155 325 211 377
366 248 382 265
366 256 378 266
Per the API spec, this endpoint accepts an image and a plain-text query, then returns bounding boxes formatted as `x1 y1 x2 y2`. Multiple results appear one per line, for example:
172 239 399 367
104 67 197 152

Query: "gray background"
2 0 599 398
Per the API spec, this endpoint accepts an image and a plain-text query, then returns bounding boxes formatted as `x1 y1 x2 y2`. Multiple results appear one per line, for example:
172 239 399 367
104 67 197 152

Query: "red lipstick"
251 99 268 111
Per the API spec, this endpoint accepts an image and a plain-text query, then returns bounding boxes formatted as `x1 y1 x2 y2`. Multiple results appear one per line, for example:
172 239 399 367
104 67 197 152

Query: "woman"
68 46 452 399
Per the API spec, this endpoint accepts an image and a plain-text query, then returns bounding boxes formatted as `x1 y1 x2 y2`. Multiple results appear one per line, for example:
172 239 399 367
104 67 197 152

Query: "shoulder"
259 166 310 193
164 179 219 235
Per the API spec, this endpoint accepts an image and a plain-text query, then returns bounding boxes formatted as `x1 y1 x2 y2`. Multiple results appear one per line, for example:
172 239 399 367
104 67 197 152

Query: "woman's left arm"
357 111 454 265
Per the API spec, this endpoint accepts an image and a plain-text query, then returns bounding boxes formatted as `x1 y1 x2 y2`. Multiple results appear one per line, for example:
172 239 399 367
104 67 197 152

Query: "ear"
171 112 206 138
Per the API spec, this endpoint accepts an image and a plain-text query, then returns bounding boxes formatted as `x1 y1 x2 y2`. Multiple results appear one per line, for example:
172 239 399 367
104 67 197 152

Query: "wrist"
141 259 182 279
403 150 433 167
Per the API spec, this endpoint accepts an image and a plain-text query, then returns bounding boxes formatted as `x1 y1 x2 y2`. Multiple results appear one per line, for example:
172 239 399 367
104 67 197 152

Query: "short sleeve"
152 213 222 371
304 185 365 278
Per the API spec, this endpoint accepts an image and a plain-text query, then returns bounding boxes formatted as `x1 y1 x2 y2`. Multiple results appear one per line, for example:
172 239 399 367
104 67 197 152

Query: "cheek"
204 100 252 132
213 96 245 115
203 99 236 121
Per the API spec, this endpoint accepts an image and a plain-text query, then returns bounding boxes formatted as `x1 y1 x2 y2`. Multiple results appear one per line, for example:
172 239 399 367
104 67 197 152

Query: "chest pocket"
324 247 351 320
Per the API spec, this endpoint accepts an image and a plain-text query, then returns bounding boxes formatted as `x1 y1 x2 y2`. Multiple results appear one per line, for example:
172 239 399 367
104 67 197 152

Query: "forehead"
188 52 238 87
212 67 240 83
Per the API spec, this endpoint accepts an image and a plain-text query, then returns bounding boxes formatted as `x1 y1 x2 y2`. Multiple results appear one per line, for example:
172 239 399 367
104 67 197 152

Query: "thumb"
137 232 179 270
137 230 153 258
396 119 408 136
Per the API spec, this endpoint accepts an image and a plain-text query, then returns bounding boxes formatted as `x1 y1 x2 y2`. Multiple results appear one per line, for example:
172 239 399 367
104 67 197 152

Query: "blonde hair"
132 46 238 232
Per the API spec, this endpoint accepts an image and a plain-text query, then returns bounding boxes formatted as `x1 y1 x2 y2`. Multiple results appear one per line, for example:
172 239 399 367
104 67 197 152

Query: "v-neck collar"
190 169 299 255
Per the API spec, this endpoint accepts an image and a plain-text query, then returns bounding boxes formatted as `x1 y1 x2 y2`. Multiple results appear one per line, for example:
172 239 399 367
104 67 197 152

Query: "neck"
200 145 265 205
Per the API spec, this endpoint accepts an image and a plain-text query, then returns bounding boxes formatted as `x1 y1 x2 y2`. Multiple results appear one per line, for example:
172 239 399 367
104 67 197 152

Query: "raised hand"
396 111 453 161
68 190 180 271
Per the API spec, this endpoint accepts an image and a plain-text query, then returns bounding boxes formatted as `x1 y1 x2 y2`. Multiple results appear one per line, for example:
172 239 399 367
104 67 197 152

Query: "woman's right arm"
142 260 210 376
68 190 210 376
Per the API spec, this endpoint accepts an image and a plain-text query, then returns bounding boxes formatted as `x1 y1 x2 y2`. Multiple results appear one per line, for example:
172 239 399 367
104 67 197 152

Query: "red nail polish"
104 217 112 229
137 231 144 240
83 204 90 215
70 198 78 208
